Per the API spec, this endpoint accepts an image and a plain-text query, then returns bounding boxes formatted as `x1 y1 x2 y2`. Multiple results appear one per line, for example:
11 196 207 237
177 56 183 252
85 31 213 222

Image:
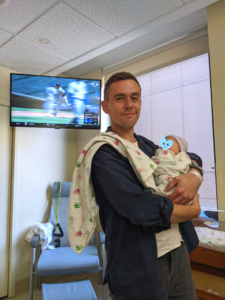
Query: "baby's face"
166 137 180 155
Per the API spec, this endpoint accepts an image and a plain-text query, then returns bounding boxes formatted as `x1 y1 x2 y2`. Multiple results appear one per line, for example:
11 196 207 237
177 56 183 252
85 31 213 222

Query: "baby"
152 135 191 200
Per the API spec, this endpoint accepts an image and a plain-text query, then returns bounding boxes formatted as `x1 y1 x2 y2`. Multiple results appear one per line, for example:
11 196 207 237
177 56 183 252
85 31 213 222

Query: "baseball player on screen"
53 83 71 116
43 83 57 114
67 80 88 124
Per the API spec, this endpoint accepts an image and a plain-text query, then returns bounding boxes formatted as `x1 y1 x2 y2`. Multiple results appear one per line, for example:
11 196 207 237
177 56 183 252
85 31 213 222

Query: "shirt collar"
105 126 144 146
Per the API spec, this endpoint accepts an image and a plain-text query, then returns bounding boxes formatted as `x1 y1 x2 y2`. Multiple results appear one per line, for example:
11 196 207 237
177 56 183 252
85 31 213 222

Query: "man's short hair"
104 72 141 102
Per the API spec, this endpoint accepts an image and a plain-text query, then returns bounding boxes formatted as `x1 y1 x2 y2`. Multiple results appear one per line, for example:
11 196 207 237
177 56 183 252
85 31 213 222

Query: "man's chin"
120 121 137 130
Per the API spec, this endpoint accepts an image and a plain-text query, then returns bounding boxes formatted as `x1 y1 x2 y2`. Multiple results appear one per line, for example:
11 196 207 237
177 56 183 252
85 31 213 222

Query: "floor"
3 275 112 300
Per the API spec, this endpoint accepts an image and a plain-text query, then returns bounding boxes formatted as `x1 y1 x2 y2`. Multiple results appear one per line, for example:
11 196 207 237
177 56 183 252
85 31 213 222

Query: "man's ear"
101 100 109 115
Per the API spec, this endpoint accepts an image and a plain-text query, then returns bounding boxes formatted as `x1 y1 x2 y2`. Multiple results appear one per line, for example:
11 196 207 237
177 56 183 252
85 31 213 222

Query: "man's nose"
124 97 133 109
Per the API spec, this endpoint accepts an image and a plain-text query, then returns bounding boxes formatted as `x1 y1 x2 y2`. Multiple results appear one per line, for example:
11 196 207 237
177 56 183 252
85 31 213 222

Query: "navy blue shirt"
91 127 201 300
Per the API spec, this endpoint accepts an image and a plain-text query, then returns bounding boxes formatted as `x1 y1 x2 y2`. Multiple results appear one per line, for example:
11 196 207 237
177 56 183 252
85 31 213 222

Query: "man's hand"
170 193 201 223
164 173 202 205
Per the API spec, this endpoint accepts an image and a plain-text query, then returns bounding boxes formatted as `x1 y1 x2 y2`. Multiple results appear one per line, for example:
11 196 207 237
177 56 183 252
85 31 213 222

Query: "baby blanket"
68 131 157 254
152 149 191 196
195 227 225 252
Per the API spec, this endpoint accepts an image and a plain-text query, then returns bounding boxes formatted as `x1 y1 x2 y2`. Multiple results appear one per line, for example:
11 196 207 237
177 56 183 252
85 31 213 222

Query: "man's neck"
111 125 136 143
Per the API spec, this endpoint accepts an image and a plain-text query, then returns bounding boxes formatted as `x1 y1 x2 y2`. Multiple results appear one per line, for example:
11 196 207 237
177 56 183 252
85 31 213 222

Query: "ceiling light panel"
0 28 12 45
0 0 56 33
0 37 68 74
18 2 114 60
65 0 192 37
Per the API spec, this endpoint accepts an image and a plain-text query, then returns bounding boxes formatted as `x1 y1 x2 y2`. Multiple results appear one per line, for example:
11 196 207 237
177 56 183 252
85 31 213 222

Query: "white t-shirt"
122 138 182 257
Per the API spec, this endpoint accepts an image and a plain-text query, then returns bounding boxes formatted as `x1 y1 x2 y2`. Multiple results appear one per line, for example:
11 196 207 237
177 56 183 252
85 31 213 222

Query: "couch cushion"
42 279 97 300
36 246 99 276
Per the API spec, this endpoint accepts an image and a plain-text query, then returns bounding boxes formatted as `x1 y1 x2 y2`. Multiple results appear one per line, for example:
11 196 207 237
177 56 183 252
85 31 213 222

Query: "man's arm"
170 193 200 223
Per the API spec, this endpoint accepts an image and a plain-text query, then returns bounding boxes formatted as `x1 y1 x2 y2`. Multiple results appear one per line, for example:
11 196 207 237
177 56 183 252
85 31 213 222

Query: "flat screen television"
10 73 101 129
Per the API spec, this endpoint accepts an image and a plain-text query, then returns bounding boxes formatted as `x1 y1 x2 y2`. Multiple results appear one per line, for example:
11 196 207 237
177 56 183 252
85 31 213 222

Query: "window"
135 54 217 209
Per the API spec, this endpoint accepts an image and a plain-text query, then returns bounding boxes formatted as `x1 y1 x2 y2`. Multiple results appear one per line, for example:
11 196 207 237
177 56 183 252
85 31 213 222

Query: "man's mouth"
122 112 136 116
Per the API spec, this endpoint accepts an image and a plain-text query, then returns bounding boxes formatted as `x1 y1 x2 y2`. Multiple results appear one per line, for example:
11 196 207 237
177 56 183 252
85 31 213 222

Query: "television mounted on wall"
10 73 101 129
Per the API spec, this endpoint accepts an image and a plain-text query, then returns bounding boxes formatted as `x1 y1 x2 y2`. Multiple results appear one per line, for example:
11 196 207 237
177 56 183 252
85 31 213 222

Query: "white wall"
0 65 12 106
14 127 77 283
0 106 12 297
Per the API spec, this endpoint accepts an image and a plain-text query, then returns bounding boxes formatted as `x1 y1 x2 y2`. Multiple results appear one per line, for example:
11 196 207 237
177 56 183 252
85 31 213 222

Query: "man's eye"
116 97 122 101
132 97 138 100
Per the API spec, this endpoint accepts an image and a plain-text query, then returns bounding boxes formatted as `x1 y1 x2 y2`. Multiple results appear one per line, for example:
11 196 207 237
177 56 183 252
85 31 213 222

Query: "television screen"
10 73 101 129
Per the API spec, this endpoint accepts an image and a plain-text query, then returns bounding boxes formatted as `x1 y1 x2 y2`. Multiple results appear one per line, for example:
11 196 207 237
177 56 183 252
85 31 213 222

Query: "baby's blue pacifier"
159 137 173 150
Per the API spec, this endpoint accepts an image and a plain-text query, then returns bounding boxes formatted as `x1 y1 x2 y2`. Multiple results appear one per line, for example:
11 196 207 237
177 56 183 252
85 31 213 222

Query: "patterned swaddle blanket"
152 149 191 196
68 132 158 254
195 227 225 252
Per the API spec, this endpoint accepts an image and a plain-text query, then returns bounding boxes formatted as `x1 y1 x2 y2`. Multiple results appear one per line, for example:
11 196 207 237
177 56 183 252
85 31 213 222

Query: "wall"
0 66 15 297
0 65 13 106
13 128 77 284
0 105 12 297
105 34 209 82
207 0 225 211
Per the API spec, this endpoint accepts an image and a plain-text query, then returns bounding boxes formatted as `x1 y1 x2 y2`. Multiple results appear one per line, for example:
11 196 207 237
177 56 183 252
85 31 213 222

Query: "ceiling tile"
65 0 191 36
18 2 114 60
0 37 67 74
0 0 56 33
0 29 12 45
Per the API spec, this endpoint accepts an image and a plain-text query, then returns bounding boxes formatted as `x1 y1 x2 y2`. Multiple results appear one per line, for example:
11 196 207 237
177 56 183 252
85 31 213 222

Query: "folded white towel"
25 222 54 250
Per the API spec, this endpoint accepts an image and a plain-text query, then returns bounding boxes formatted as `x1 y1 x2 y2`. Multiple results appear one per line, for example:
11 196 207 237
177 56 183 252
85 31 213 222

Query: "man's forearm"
170 203 200 223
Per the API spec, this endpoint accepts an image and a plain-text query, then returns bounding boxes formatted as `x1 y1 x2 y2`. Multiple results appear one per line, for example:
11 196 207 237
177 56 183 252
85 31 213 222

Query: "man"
91 72 202 300
54 83 70 116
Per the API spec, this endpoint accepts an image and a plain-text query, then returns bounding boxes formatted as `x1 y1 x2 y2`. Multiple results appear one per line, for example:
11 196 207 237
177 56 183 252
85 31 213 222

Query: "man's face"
102 79 141 130
56 85 60 89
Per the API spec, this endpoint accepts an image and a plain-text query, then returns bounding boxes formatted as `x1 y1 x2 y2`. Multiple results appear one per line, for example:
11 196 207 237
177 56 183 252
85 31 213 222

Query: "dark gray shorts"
110 242 197 300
